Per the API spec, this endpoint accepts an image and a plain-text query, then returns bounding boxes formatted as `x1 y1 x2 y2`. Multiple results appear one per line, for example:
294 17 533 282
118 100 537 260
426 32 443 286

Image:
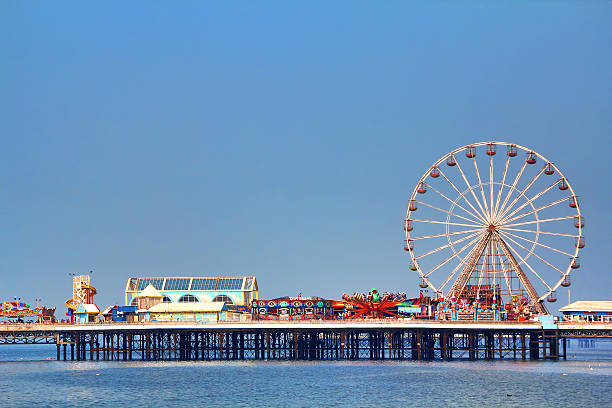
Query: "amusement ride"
404 141 583 316
65 274 97 322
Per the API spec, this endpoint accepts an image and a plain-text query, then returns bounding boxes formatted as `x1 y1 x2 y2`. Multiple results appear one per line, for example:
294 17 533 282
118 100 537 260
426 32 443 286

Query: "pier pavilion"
560 301 612 322
124 276 258 307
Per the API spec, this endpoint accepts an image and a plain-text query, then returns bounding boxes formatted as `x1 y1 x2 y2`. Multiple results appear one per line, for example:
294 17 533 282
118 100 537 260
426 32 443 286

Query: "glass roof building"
124 276 258 307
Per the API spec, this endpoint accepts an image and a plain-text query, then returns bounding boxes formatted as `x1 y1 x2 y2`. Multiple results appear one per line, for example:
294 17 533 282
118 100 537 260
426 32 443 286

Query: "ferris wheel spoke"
502 215 574 228
472 158 491 219
409 227 484 241
498 235 553 291
498 231 566 275
424 232 486 278
448 232 495 299
411 219 482 228
436 168 488 223
501 227 578 238
502 196 569 225
415 231 482 260
438 256 473 292
499 230 574 257
493 239 513 299
414 200 484 225
454 159 489 221
499 181 560 224
496 161 527 223
489 156 494 220
434 234 487 290
476 242 491 291
493 156 510 218
426 183 487 224
497 167 546 221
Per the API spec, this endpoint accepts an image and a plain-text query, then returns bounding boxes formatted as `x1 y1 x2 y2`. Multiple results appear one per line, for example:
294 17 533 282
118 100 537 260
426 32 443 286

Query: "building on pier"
131 284 248 322
252 297 336 320
74 304 100 324
100 305 138 322
139 301 234 322
560 301 612 322
124 276 258 307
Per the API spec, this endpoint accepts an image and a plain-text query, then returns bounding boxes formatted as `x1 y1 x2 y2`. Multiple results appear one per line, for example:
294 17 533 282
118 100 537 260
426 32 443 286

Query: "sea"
0 340 611 408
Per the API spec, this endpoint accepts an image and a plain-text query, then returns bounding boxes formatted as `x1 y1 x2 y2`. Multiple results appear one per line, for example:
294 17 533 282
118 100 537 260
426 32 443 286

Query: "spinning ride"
404 142 583 314
1 302 42 319
342 290 403 319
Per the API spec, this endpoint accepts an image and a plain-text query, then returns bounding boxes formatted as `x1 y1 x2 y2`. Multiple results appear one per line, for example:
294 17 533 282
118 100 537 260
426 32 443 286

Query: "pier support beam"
70 335 75 361
30 325 606 363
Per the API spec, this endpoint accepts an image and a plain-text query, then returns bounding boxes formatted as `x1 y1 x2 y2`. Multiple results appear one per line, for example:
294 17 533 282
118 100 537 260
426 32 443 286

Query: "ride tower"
65 274 97 323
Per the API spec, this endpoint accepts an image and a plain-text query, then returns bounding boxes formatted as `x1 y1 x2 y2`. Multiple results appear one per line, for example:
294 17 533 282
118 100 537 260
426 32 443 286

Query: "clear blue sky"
1 2 610 312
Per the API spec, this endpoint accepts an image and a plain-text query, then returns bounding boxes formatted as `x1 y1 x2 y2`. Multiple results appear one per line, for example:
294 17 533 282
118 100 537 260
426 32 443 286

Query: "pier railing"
0 318 547 331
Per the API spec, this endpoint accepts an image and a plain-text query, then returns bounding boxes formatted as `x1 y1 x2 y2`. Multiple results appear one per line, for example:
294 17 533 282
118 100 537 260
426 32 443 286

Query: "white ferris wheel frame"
404 141 583 303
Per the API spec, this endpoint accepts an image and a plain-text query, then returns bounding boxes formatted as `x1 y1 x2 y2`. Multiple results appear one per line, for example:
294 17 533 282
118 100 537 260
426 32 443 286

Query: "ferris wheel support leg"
494 233 548 315
447 232 492 300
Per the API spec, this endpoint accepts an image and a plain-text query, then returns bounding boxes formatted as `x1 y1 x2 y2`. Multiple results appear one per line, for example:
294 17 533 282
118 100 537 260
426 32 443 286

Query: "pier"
1 321 610 362
2 142 608 364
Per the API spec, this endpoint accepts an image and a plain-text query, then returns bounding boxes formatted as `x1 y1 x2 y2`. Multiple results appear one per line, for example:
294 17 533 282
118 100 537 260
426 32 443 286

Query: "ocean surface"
0 341 611 407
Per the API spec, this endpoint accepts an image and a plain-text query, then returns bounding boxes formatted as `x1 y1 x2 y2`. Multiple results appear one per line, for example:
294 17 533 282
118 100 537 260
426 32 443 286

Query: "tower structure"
65 274 97 322
73 275 94 306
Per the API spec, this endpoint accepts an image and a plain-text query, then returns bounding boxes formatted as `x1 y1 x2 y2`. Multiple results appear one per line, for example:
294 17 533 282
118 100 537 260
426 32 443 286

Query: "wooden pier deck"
1 320 610 362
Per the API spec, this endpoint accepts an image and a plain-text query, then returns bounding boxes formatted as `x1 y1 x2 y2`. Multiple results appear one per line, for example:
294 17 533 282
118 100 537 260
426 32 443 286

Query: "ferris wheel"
404 142 583 314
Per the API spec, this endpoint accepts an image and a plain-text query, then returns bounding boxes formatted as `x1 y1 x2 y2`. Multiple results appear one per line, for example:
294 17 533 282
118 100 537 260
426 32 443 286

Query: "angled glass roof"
129 277 256 292
136 278 165 291
191 278 217 291
218 278 243 291
164 278 190 291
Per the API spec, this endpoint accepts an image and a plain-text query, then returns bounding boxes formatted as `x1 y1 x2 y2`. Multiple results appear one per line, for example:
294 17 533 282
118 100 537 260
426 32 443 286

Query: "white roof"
101 306 115 315
559 301 612 312
77 304 100 313
143 302 226 313
139 284 162 298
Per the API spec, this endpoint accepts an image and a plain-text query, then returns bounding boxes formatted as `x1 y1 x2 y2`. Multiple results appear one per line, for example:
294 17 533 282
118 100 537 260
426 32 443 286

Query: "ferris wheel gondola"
404 142 583 314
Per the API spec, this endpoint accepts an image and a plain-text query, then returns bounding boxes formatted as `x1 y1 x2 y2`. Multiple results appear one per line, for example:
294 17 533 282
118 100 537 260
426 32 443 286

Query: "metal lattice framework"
65 275 97 312
404 141 584 313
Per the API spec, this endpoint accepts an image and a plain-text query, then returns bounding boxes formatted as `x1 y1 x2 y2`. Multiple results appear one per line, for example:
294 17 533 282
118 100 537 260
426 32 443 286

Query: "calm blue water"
0 342 611 407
